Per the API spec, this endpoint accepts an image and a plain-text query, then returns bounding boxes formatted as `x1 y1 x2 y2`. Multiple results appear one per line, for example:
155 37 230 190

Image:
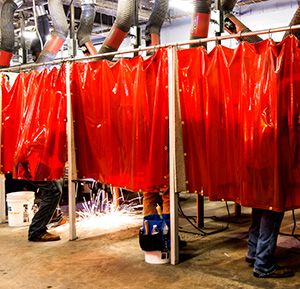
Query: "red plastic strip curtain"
178 35 300 212
2 72 39 174
8 67 67 181
71 50 169 192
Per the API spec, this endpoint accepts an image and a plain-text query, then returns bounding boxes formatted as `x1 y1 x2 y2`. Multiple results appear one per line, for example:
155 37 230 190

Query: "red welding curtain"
178 35 300 212
2 67 67 180
71 50 169 192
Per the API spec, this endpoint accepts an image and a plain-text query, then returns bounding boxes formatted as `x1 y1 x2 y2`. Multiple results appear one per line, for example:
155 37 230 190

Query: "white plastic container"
6 191 35 226
145 250 170 264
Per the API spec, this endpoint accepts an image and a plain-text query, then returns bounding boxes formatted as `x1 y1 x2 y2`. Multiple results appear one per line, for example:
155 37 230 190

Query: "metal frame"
0 24 300 264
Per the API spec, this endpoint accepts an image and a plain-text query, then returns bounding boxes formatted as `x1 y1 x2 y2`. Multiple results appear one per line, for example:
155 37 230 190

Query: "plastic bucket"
145 250 170 264
6 191 35 226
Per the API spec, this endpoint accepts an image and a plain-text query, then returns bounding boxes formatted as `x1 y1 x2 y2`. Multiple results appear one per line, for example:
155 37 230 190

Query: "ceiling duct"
0 0 23 68
77 0 97 55
145 0 169 47
30 5 50 62
97 0 135 61
189 0 212 48
34 0 68 71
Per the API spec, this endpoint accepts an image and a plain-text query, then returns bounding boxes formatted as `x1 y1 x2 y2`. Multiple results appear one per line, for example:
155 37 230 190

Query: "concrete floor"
1 193 300 289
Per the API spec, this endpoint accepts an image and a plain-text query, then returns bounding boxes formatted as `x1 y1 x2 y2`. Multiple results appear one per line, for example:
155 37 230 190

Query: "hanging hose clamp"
268 28 272 39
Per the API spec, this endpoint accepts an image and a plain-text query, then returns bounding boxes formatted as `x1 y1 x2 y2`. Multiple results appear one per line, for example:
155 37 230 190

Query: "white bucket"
145 250 170 264
6 191 35 226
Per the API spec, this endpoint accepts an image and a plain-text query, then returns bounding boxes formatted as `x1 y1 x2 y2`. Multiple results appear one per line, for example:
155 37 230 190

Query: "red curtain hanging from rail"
178 35 300 212
70 50 169 192
1 67 67 180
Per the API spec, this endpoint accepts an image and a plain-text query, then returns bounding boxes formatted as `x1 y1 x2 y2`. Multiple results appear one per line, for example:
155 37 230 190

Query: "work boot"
32 232 61 242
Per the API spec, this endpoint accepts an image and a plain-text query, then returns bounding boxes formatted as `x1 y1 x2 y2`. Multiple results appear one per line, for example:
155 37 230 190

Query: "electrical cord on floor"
178 199 230 236
279 209 300 242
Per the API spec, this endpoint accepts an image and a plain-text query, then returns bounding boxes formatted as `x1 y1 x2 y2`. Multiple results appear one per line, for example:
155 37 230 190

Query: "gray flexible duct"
30 6 50 62
98 0 135 61
194 0 211 13
77 0 96 53
0 0 23 68
190 0 212 48
220 0 237 14
145 0 169 46
283 6 300 40
35 0 68 70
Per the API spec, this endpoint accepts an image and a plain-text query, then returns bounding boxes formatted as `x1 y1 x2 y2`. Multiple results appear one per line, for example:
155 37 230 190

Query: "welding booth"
1 27 300 264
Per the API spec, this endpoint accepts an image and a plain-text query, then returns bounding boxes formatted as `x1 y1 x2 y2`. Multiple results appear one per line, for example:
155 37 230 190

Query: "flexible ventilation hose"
98 0 135 61
77 0 97 55
35 0 68 71
224 13 262 43
190 0 212 48
145 0 169 47
30 5 50 62
0 0 23 68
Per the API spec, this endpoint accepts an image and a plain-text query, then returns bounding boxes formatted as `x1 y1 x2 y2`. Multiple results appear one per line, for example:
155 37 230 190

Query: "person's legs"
143 192 160 216
28 180 62 241
254 209 284 276
162 189 170 214
247 208 263 260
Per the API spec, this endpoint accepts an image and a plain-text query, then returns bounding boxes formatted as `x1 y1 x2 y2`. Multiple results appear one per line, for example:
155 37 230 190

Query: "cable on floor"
178 199 230 236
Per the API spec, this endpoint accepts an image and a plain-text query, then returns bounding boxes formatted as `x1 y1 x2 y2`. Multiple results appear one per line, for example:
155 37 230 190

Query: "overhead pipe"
35 0 68 71
221 0 262 43
77 0 97 56
30 5 50 62
189 0 212 48
97 0 135 61
0 0 23 68
283 5 300 40
145 0 169 48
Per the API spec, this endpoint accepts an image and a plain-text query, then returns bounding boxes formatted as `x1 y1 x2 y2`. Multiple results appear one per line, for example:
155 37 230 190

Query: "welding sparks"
51 189 143 236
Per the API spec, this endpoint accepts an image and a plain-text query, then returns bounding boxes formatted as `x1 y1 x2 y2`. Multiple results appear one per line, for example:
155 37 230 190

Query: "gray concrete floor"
1 193 300 289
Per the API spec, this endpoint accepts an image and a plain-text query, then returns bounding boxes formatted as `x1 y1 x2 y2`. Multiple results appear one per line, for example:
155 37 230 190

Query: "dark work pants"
28 180 62 241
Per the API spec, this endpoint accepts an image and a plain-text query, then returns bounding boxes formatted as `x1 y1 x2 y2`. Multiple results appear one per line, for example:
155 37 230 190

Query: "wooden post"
197 195 204 228
168 46 186 265
66 61 77 240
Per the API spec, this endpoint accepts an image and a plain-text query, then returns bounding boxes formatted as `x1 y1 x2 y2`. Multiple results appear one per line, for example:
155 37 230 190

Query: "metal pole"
168 46 179 265
70 3 77 57
66 61 77 240
0 73 5 223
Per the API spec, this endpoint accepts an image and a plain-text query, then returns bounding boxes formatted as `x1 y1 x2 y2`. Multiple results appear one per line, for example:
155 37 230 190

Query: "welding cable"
178 198 230 236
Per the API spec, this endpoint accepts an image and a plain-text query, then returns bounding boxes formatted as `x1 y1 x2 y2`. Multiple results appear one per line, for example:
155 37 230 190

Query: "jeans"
247 208 284 276
28 180 63 241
